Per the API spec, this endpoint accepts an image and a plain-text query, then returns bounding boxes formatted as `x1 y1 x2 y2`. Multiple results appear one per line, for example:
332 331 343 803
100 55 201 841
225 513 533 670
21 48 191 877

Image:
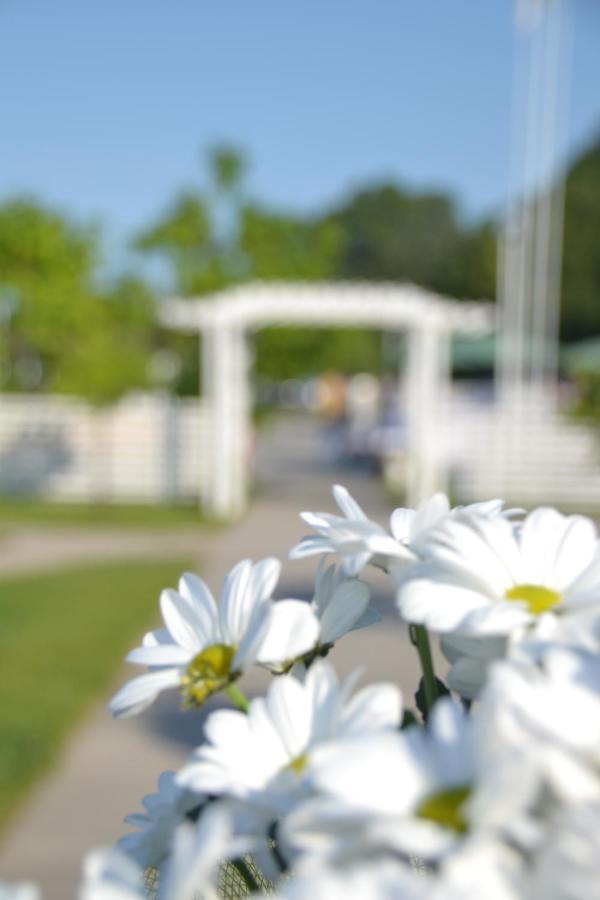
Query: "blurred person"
346 373 380 466
316 371 347 465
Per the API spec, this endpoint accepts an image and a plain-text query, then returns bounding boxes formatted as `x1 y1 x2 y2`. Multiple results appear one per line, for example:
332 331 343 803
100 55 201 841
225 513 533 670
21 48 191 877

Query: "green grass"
0 558 189 834
0 499 211 529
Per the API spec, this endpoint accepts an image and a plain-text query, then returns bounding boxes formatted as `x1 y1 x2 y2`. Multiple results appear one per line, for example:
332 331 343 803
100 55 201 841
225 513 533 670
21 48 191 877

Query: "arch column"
405 323 450 506
201 321 251 518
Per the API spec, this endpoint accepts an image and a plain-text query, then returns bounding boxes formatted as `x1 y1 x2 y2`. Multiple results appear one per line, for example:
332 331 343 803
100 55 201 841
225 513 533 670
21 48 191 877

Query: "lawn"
0 499 211 529
0 558 189 834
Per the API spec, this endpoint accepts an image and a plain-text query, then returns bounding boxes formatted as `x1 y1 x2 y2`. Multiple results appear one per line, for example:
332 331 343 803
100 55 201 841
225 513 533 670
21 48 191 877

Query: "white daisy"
109 558 319 718
275 844 520 900
158 805 240 900
526 802 600 900
284 699 534 865
117 772 199 874
476 647 600 805
440 633 508 701
289 484 416 576
290 485 515 579
177 660 402 816
310 560 380 645
80 848 144 900
81 806 236 900
397 506 600 636
389 498 522 588
262 562 380 673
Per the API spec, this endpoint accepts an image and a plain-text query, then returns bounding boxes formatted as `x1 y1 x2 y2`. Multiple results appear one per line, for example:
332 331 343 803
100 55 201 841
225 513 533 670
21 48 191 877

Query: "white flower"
80 848 144 900
397 506 600 636
289 484 416 576
516 601 600 659
284 699 533 866
310 561 379 645
477 648 600 805
260 563 379 673
117 772 199 873
158 805 239 900
177 660 402 816
527 802 600 900
81 806 235 900
274 860 415 900
290 485 515 579
275 844 520 900
440 633 508 701
389 498 521 585
109 559 319 717
262 562 380 672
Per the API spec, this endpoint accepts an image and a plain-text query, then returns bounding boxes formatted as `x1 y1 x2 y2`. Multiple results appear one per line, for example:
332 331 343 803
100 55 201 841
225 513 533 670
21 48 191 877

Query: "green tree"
134 191 218 294
53 276 156 404
561 134 600 340
207 143 247 194
327 183 496 300
240 204 343 281
136 145 249 295
0 198 155 403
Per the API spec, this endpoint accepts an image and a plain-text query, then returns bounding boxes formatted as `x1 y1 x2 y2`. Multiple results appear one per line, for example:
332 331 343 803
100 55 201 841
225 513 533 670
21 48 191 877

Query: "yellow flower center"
180 643 236 707
504 584 562 615
416 785 470 834
285 753 309 775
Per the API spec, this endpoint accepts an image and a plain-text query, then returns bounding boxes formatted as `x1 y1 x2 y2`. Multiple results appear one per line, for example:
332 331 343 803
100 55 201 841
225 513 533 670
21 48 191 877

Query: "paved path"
0 414 432 897
0 526 210 578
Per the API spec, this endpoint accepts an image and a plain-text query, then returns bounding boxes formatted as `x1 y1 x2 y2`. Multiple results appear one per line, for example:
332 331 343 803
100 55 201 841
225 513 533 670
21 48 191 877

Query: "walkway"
0 414 425 897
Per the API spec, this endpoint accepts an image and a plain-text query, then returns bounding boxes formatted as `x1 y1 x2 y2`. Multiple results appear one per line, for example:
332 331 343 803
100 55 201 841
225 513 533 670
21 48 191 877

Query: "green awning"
451 335 497 371
562 337 600 374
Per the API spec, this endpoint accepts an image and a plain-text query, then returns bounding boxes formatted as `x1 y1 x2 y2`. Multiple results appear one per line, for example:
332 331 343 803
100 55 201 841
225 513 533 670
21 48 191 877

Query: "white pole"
406 324 448 505
202 322 235 518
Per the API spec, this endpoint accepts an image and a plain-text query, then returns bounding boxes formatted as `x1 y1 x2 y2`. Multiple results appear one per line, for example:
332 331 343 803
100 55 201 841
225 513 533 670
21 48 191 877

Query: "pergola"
160 282 494 518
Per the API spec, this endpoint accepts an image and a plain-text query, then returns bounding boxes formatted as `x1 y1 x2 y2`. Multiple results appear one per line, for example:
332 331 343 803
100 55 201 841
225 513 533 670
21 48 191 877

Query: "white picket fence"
0 393 208 504
443 389 600 511
2 388 599 511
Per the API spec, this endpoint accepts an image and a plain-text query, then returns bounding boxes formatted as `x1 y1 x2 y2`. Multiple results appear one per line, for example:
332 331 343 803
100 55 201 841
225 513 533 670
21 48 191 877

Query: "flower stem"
410 624 439 714
225 683 250 713
231 858 261 893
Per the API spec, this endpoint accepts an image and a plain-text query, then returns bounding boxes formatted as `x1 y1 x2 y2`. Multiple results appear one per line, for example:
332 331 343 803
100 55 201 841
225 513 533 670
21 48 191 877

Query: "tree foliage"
0 199 155 403
5 132 599 401
328 183 496 300
561 134 600 341
240 205 343 282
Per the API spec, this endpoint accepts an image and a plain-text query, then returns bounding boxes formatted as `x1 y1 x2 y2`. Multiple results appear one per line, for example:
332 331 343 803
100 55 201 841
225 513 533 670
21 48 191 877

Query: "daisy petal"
108 669 180 718
521 508 598 590
219 559 253 644
339 682 402 736
410 493 450 540
178 572 218 619
126 644 192 667
340 550 372 577
390 507 416 542
398 578 491 632
257 601 320 666
318 580 370 644
349 606 382 632
332 485 369 521
289 536 335 560
232 603 272 670
266 674 313 758
160 589 212 652
249 558 281 603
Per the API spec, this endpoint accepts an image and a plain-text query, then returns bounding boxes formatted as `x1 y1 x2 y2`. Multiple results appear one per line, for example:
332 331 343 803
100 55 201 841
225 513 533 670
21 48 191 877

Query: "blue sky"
1 0 599 270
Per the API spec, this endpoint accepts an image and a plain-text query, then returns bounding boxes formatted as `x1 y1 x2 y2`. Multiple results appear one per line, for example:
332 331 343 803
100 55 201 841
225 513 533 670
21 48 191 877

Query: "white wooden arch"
160 282 494 518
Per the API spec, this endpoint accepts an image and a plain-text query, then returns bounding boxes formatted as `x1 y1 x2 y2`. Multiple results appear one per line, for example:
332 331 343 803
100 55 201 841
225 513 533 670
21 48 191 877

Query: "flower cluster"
4 486 600 899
